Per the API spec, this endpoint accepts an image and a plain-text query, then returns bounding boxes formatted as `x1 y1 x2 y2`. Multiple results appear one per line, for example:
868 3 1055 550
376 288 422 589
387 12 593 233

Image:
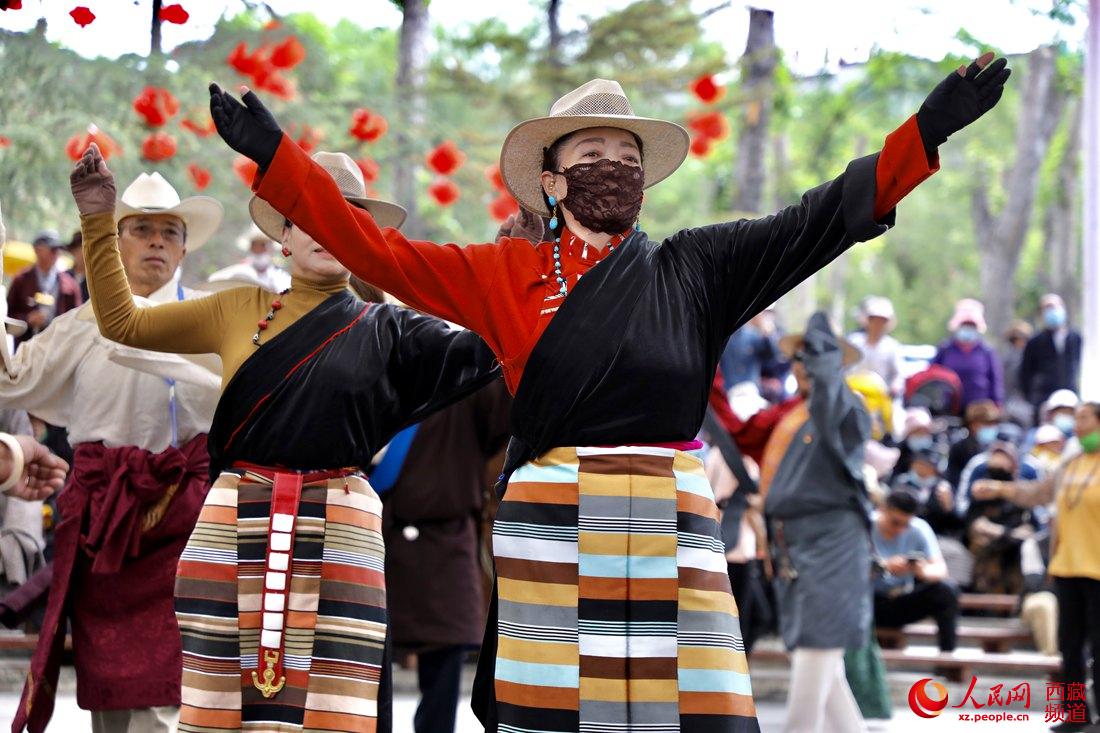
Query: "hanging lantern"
355 157 380 184
141 132 177 162
256 70 295 100
689 136 712 158
69 6 95 26
187 163 211 190
425 141 466 176
427 177 460 207
1 2 24 11
686 110 729 142
227 41 267 77
133 86 181 128
0 136 10 148
158 4 189 24
485 164 505 192
690 73 725 104
232 155 258 186
349 108 388 143
487 192 520 223
65 124 121 161
270 36 306 70
180 115 216 137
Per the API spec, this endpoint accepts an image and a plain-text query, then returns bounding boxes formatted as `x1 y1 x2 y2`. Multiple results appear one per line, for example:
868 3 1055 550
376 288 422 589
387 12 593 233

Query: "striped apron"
492 445 758 732
174 466 387 732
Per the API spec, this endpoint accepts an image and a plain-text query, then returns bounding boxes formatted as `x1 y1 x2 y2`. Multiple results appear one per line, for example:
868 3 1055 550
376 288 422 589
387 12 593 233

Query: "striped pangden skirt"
492 445 759 732
174 468 388 732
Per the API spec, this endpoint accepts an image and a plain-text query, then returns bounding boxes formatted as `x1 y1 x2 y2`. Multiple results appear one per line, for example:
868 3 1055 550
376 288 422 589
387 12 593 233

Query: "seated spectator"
1040 388 1079 442
946 399 1001 488
892 406 946 481
961 442 1042 594
932 299 1003 411
1030 423 1067 476
848 296 905 397
1019 530 1058 655
872 489 959 652
892 447 970 585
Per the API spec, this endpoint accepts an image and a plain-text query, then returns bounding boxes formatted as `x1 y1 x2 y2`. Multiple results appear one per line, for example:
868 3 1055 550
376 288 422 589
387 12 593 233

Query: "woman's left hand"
917 51 1011 150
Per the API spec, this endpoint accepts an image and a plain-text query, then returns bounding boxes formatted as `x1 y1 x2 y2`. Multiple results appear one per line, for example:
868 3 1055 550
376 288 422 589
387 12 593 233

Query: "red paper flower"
690 74 725 105
133 86 180 128
270 36 305 70
232 155 258 186
141 132 177 162
488 192 520 222
227 41 265 76
355 157 380 184
1 1 24 11
686 110 729 142
65 125 121 161
349 109 388 143
0 136 10 148
180 115 216 137
689 136 712 158
69 6 94 26
427 177 460 207
158 4 189 24
187 163 211 190
485 164 505 192
425 140 466 176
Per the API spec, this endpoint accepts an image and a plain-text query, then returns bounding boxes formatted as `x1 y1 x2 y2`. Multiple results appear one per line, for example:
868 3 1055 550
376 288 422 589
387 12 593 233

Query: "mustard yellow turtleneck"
81 211 351 389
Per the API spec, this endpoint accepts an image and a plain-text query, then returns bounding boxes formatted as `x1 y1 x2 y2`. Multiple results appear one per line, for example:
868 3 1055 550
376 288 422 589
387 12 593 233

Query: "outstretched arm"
209 84 503 335
73 144 230 355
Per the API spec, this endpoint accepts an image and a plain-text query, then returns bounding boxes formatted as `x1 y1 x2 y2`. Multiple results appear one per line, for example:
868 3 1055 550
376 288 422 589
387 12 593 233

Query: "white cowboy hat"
0 200 28 375
499 78 690 216
250 151 406 240
115 172 224 251
199 263 275 293
236 223 273 253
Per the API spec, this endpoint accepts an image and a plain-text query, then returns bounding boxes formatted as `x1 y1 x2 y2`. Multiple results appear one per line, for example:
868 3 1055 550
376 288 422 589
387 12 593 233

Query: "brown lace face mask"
558 158 643 234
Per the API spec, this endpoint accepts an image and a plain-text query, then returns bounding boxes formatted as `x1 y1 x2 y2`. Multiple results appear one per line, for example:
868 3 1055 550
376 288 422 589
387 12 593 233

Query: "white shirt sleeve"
0 308 85 426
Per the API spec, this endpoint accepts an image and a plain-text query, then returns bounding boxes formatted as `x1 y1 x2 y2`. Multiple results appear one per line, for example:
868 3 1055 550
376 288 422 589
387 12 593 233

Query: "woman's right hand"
70 143 116 216
208 82 283 170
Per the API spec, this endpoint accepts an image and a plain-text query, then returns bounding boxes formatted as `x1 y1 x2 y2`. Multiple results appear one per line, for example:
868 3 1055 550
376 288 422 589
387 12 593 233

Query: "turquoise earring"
547 195 559 231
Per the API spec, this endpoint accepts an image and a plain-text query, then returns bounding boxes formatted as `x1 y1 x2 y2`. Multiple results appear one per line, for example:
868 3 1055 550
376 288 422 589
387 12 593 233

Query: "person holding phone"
871 489 959 652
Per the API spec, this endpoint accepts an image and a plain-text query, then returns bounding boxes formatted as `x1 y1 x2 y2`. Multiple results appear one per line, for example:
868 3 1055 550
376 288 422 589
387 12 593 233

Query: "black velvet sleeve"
668 152 895 340
388 306 502 428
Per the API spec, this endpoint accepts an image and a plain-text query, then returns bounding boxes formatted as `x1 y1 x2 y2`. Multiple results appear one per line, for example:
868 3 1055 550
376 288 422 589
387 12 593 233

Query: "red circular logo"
908 678 949 718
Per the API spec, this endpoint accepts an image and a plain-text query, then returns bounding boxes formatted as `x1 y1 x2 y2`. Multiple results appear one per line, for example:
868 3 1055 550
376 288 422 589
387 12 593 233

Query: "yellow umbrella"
2 241 73 278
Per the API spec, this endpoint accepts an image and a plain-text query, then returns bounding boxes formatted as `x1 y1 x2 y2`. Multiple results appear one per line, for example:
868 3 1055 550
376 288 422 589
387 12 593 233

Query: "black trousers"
414 645 465 733
874 581 959 651
1054 576 1100 720
728 560 770 654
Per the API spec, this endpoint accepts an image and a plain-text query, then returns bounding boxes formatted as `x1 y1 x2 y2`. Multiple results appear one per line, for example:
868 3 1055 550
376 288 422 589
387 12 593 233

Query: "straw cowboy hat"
500 78 690 216
116 172 224 251
250 151 406 240
0 201 29 374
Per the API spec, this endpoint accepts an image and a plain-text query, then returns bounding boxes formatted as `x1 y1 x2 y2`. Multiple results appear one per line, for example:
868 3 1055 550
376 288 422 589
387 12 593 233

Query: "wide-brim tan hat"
115 172 224 251
779 332 862 367
250 150 407 240
500 78 690 216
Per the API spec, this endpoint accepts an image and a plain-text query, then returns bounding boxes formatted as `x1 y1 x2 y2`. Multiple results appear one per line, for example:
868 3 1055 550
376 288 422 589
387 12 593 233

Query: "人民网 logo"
909 677 949 718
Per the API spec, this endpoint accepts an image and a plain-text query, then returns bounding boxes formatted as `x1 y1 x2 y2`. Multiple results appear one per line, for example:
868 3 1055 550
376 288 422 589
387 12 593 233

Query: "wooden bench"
877 622 1033 653
0 633 70 652
959 593 1019 615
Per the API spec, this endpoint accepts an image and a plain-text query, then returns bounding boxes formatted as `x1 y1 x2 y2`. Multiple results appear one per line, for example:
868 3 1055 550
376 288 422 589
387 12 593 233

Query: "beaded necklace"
550 229 627 297
252 289 289 346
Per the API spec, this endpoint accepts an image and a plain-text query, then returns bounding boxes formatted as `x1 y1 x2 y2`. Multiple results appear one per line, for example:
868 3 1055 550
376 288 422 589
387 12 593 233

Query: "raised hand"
209 82 283 170
918 51 1011 151
3 435 68 502
70 143 116 216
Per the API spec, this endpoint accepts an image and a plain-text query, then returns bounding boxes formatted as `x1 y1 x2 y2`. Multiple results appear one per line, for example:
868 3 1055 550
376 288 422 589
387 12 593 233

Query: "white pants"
90 706 179 733
783 647 866 733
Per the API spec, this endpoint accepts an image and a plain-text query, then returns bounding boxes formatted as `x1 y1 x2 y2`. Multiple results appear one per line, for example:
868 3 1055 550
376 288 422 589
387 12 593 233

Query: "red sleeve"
708 373 794 465
873 114 939 220
254 135 502 337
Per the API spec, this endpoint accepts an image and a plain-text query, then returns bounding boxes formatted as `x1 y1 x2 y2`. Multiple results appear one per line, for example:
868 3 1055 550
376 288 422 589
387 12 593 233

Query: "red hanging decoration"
69 6 95 26
1 1 24 11
227 42 262 76
187 163 211 190
270 36 306 70
158 4 189 24
348 109 388 143
355 157 380 184
180 115 216 137
232 155 259 186
290 123 322 153
427 177 460 207
264 19 282 30
686 110 729 142
689 136 712 158
690 74 725 104
133 86 180 128
425 140 466 176
65 125 121 161
488 192 520 223
256 70 295 100
141 132 177 162
485 164 505 192
0 136 10 148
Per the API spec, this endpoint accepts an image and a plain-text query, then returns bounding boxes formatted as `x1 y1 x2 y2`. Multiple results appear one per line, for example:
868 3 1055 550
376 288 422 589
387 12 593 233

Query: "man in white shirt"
204 224 291 293
5 172 223 733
